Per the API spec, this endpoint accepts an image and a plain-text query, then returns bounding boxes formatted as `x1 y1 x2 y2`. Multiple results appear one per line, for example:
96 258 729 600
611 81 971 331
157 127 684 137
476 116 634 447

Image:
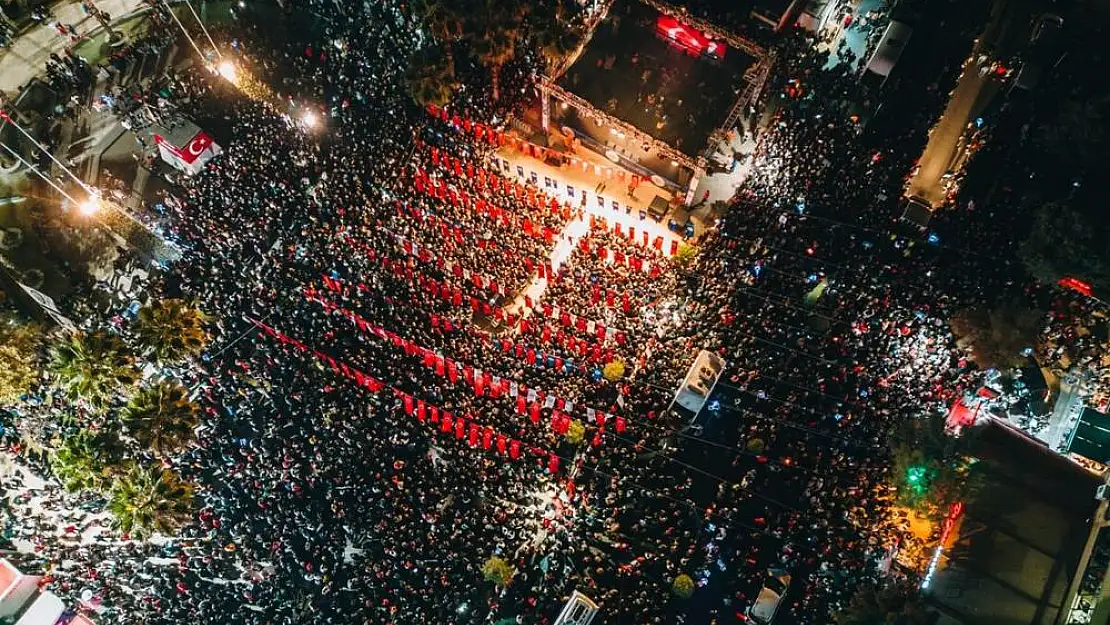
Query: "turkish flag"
530 402 541 424
510 439 521 460
403 394 414 415
178 131 215 164
482 427 493 450
497 435 508 454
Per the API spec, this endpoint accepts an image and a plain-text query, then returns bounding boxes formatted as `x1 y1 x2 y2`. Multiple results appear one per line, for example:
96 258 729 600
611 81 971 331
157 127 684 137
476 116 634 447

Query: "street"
906 0 1036 208
0 0 147 93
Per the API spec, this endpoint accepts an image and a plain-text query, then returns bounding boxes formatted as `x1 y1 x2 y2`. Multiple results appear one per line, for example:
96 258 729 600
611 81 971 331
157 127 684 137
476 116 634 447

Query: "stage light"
301 111 319 128
217 60 237 82
78 196 100 216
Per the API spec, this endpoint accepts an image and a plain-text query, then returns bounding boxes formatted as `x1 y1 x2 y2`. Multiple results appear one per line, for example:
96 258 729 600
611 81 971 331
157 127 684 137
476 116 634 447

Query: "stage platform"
556 0 757 157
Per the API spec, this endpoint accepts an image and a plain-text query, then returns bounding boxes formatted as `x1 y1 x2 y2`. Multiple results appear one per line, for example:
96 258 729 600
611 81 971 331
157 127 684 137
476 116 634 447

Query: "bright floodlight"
77 197 100 216
217 60 237 82
301 111 318 128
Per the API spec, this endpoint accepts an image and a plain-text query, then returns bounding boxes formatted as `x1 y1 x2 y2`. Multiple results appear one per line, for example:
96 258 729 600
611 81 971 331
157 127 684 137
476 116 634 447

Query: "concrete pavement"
905 57 1001 207
905 0 1035 208
0 0 147 93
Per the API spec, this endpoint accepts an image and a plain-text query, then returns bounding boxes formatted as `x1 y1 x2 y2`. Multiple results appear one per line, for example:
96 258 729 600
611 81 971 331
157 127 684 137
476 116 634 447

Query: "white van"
747 568 792 624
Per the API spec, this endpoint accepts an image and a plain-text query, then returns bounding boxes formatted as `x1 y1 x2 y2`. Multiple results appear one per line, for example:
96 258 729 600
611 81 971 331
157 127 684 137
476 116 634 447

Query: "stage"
554 0 758 158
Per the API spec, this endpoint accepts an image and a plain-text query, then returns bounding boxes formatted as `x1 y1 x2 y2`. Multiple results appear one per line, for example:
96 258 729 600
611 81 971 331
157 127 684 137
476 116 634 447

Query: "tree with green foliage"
672 574 695 598
0 314 42 406
1036 97 1110 175
1020 202 1110 293
407 45 459 108
481 555 515 587
409 0 581 104
50 429 127 492
119 381 200 456
673 243 698 268
889 414 980 521
108 464 194 538
834 581 931 625
134 299 210 363
949 301 1043 371
48 331 139 407
471 3 522 102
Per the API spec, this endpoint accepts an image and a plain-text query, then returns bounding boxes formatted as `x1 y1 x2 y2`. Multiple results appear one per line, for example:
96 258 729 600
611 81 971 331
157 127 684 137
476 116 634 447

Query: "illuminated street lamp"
300 110 319 129
77 196 101 217
217 60 238 82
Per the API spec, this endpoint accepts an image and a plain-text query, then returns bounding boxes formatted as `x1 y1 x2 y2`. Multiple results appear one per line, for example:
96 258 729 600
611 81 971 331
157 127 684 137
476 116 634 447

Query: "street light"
300 110 319 129
217 60 237 82
77 196 101 217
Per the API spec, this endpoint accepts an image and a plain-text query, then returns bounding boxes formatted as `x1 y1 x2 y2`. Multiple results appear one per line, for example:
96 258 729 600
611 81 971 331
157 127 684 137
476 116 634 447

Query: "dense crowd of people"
2 0 1073 624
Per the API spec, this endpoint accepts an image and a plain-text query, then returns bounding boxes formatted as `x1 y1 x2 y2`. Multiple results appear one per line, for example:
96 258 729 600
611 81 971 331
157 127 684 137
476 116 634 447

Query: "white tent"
152 120 222 176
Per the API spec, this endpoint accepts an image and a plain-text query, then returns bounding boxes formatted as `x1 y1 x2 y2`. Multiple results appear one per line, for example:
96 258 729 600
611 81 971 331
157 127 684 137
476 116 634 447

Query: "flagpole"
0 110 94 194
159 0 208 64
0 141 83 206
182 0 222 59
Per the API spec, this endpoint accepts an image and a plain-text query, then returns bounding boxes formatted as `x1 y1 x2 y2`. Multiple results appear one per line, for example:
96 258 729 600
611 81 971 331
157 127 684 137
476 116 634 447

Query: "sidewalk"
0 0 147 94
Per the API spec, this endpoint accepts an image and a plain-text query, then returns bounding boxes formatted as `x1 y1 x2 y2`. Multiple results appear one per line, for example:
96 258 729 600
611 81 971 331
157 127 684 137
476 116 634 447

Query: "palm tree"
407 46 459 107
50 429 127 492
134 299 210 363
48 331 139 407
108 464 194 538
0 314 42 406
119 381 200 456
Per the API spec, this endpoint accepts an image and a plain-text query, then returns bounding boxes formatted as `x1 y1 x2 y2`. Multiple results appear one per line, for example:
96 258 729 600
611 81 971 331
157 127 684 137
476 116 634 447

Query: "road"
0 0 148 94
906 0 1035 208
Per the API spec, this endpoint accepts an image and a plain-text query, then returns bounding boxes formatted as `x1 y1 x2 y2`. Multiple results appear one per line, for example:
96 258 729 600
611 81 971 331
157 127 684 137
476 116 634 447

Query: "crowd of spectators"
1 0 1078 624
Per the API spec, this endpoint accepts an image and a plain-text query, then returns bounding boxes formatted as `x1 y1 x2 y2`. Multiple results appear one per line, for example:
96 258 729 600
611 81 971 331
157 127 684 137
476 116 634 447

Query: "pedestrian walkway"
0 0 147 93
